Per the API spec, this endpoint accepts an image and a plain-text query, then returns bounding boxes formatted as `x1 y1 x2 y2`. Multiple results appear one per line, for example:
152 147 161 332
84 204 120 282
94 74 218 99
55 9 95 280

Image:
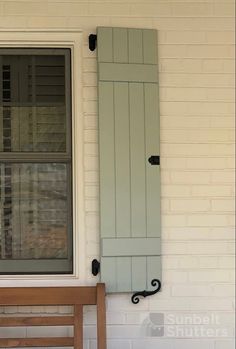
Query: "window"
0 48 73 274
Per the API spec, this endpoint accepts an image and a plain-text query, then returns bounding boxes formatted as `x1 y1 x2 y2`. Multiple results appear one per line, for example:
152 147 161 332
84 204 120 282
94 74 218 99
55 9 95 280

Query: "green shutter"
97 27 161 293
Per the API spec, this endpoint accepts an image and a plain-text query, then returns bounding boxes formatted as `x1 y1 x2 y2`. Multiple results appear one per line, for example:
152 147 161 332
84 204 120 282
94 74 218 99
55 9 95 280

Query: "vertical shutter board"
147 256 161 291
146 167 161 238
117 257 132 292
114 83 131 238
131 257 147 291
143 29 158 64
113 28 128 63
98 82 116 238
101 257 117 293
97 27 113 63
144 84 160 156
98 27 161 294
129 83 146 238
128 29 143 64
145 83 161 237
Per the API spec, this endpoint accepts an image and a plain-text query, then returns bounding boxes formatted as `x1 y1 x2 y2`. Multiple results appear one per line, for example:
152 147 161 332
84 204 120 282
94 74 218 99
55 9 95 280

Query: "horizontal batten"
102 238 161 256
0 316 74 327
99 63 158 83
0 337 74 348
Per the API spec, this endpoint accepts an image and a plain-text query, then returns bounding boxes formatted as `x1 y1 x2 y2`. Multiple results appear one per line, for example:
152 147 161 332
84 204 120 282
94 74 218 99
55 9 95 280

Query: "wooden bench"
0 283 106 349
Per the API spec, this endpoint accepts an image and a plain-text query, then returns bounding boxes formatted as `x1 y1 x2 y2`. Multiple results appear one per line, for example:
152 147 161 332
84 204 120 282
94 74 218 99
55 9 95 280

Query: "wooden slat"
144 83 161 238
0 316 74 327
113 28 128 63
129 83 146 237
102 238 161 256
99 63 158 83
97 27 113 62
0 337 74 348
98 82 116 238
131 257 147 291
117 257 131 292
128 29 143 64
0 287 96 306
114 82 131 238
74 305 83 349
143 29 158 64
97 284 107 349
101 257 117 293
147 256 162 291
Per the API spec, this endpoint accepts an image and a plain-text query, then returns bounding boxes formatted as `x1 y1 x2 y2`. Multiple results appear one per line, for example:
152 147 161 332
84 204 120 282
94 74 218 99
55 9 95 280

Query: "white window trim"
0 29 86 286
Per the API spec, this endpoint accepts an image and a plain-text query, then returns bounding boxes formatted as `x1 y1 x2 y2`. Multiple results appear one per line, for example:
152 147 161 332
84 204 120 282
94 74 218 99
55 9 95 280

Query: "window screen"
0 49 73 274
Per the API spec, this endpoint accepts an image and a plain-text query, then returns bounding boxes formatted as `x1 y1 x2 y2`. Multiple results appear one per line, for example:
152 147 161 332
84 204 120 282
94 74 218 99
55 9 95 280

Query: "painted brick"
191 185 232 197
218 256 235 269
130 3 172 17
206 31 235 44
170 199 210 212
160 73 234 88
187 214 229 227
160 87 207 101
211 171 235 184
162 185 191 197
189 270 232 282
213 3 235 16
170 171 211 185
3 2 49 16
27 16 67 28
186 45 235 58
162 130 234 144
153 17 235 31
172 285 213 297
171 3 213 17
0 327 26 337
211 199 235 212
212 284 235 297
165 31 206 44
88 3 130 16
215 341 235 349
171 340 214 349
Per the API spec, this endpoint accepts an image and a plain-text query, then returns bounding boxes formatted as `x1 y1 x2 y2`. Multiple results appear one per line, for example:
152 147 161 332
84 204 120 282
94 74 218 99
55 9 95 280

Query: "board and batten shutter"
97 27 161 294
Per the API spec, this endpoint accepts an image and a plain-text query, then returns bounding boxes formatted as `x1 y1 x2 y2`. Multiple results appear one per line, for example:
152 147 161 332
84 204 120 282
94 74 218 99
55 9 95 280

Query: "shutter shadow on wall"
97 27 161 295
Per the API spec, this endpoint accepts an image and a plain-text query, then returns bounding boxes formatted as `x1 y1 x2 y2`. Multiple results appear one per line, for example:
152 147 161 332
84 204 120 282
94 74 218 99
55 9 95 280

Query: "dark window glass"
0 49 72 274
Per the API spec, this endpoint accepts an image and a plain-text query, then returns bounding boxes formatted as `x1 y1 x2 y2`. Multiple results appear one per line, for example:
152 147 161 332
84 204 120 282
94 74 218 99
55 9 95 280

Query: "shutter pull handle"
131 279 161 304
148 156 160 165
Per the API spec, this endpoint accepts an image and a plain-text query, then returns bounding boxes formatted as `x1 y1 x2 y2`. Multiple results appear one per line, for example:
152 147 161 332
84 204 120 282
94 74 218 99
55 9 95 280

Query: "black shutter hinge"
131 279 161 304
89 34 97 51
92 259 100 276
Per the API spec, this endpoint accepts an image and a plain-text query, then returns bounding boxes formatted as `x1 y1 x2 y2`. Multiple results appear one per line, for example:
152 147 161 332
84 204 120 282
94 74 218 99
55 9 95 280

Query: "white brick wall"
0 0 235 348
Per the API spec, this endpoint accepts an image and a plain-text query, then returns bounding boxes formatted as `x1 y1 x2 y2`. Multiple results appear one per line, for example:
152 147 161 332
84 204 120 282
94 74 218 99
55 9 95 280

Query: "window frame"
0 30 86 286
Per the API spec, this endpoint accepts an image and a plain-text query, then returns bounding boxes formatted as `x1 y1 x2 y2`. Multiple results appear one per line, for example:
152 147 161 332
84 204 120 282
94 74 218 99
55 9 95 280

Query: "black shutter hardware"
89 34 97 51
